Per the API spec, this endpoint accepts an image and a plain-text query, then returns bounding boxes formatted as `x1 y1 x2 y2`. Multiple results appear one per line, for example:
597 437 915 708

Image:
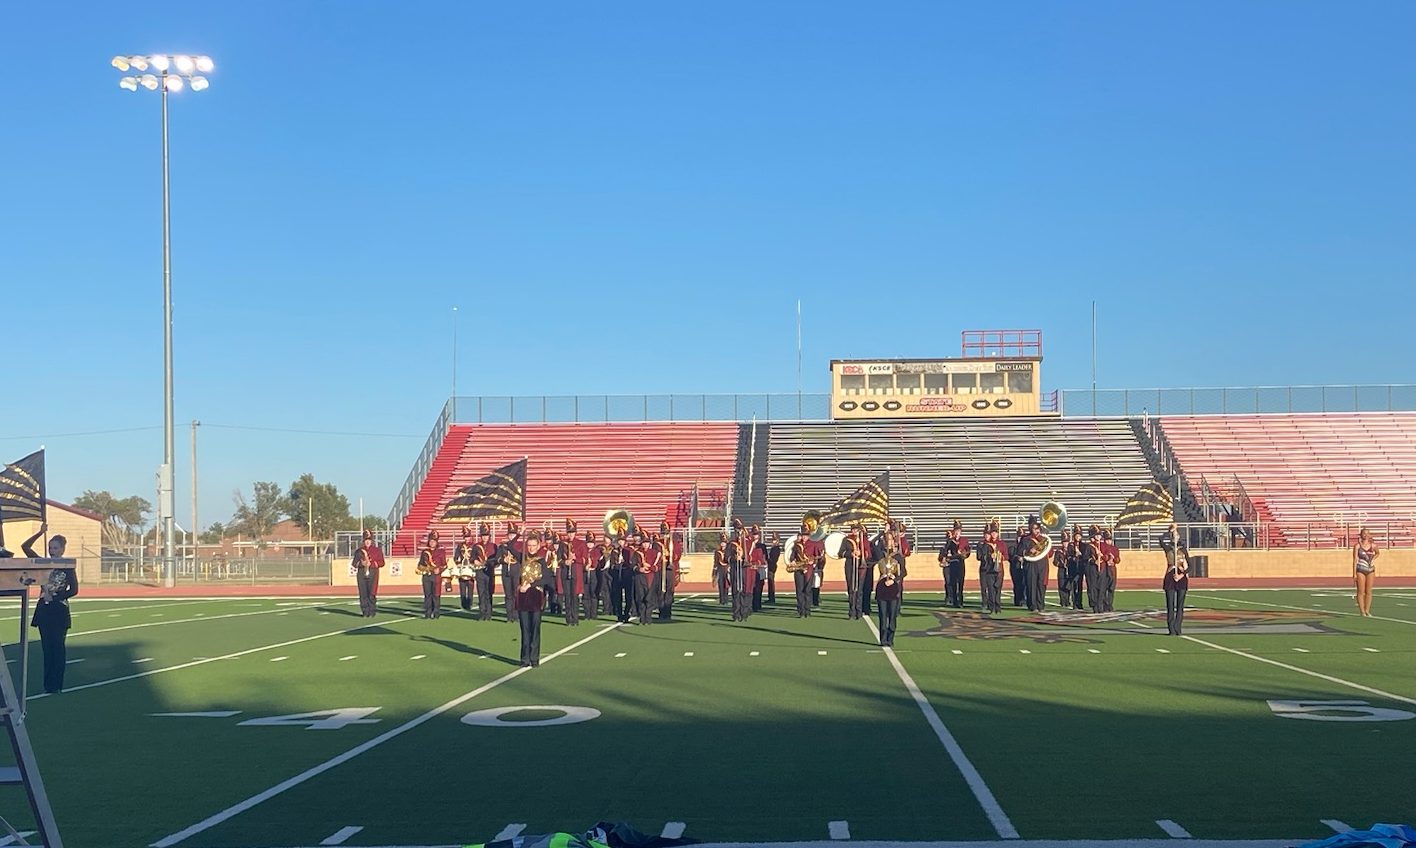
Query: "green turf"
2 589 1414 847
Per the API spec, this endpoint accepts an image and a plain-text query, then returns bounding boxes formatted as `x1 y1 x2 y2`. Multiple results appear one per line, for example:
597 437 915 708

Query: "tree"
358 515 389 532
287 474 354 539
230 482 285 539
72 490 152 549
199 522 227 544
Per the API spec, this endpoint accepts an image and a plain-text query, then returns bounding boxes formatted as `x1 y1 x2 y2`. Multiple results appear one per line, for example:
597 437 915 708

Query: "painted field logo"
911 608 1341 643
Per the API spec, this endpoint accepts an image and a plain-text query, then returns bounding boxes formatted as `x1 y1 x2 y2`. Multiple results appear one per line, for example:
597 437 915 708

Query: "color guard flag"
443 458 527 522
0 450 46 523
1115 481 1174 527
819 470 891 527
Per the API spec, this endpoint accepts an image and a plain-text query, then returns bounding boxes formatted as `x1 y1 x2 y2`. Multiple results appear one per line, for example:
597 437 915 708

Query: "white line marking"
1182 636 1416 707
818 650 828 656
133 658 154 664
494 825 527 841
152 614 164 617
66 658 85 664
1157 820 1192 838
1087 649 1102 654
952 650 963 655
0 832 37 846
339 656 357 662
1292 648 1310 653
750 651 760 657
1203 594 1416 626
1322 820 1353 834
55 603 330 641
684 652 695 657
270 657 289 663
1019 650 1031 654
151 711 242 718
410 655 426 661
828 821 850 840
614 652 627 658
109 614 121 617
1156 649 1171 654
319 826 364 845
28 617 402 702
661 823 686 839
149 623 623 847
1364 648 1381 653
864 617 1018 839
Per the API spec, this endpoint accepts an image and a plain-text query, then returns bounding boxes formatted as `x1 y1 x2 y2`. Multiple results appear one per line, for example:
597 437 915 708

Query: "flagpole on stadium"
112 54 214 588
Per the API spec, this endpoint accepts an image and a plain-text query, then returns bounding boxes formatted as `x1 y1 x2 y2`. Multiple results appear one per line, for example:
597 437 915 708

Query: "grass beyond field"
4 587 1415 848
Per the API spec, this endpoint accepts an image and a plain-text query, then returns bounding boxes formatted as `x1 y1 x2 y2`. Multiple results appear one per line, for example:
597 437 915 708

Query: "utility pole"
190 420 200 558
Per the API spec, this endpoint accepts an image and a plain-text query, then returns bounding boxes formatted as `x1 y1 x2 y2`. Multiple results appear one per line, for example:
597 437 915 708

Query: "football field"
4 586 1416 848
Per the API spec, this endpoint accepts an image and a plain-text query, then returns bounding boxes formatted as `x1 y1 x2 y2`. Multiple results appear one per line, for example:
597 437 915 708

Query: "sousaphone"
603 508 635 540
802 510 829 543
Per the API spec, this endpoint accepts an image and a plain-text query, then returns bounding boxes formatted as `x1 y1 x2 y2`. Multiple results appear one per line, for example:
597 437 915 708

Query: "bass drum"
824 531 849 560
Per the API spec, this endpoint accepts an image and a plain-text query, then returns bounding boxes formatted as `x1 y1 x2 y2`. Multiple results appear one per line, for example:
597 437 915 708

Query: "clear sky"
4 1 1414 527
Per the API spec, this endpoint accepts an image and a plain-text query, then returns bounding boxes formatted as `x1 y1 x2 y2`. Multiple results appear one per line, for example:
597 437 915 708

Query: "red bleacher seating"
395 422 739 552
1159 412 1416 547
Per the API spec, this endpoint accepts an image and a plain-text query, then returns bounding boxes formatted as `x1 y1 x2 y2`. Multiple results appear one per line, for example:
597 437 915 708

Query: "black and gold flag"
0 450 46 524
820 471 891 527
443 459 526 522
1115 481 1174 527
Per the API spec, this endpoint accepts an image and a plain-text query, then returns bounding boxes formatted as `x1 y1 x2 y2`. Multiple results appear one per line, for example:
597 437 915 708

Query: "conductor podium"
0 557 69 847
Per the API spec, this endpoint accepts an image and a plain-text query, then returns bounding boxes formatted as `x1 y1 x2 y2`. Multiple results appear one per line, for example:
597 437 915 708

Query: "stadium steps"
399 422 740 547
1158 412 1416 548
727 420 770 529
760 417 1157 547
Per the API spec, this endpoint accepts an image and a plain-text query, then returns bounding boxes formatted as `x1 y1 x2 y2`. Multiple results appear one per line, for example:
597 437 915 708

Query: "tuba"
1040 501 1068 532
802 510 829 543
603 509 635 541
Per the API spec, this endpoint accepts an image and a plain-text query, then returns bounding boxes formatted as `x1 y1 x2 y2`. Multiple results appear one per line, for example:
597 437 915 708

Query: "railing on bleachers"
1065 383 1416 417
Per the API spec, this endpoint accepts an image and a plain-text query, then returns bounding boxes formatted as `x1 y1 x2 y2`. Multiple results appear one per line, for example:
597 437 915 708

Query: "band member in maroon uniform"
799 533 825 607
875 536 907 647
512 532 557 667
1024 520 1049 612
453 526 476 612
473 525 498 620
417 530 448 619
728 537 753 621
634 536 660 625
1010 525 1028 607
557 533 583 626
571 530 594 621
938 521 970 608
1099 529 1120 612
844 528 868 620
748 526 768 612
586 532 610 619
1052 533 1071 609
788 531 814 617
763 532 783 604
1083 526 1103 612
612 537 637 623
656 529 681 621
977 523 1004 614
1164 547 1189 635
353 528 385 617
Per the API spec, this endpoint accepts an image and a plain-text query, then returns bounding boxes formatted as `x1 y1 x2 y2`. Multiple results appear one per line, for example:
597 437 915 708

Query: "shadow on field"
413 633 518 666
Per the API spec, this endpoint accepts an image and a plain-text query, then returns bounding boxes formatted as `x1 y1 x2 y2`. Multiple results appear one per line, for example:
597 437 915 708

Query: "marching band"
351 507 1151 656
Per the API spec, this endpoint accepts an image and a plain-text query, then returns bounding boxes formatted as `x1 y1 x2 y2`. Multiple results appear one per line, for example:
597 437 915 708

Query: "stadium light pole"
112 53 213 587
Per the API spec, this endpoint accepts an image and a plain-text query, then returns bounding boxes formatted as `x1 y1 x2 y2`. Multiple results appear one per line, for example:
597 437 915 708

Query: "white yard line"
319 826 364 846
661 823 687 839
1197 594 1416 626
11 603 333 643
150 622 624 847
1320 820 1352 834
1156 820 1192 839
828 821 851 840
864 617 1019 839
28 617 403 702
0 599 216 623
0 832 37 846
1182 636 1416 707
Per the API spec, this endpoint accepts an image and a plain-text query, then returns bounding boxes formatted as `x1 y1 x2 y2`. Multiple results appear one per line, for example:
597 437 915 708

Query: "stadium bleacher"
1158 412 1416 548
754 417 1157 546
394 422 739 553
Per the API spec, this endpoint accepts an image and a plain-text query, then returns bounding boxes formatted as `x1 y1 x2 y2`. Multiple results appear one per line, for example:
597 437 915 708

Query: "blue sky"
4 1 1414 526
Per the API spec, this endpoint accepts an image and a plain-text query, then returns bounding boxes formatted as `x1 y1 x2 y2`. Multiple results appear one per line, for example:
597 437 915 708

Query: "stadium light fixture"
111 51 214 588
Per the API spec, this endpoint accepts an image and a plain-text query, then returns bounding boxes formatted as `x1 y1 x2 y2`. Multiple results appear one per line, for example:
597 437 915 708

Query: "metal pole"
1091 300 1097 416
161 72 176 588
452 305 458 419
190 419 199 559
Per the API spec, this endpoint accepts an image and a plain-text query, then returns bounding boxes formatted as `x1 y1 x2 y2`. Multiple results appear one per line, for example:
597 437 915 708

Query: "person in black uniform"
713 539 730 605
1009 526 1027 606
1053 533 1071 608
24 528 78 694
511 532 557 667
1164 548 1189 635
558 538 581 627
417 531 447 619
937 521 970 608
473 525 497 621
976 523 1003 614
844 532 866 620
875 537 907 647
633 538 657 626
788 533 813 618
764 532 782 604
1082 526 1104 613
453 526 476 612
501 527 522 624
1026 520 1049 613
729 540 752 622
